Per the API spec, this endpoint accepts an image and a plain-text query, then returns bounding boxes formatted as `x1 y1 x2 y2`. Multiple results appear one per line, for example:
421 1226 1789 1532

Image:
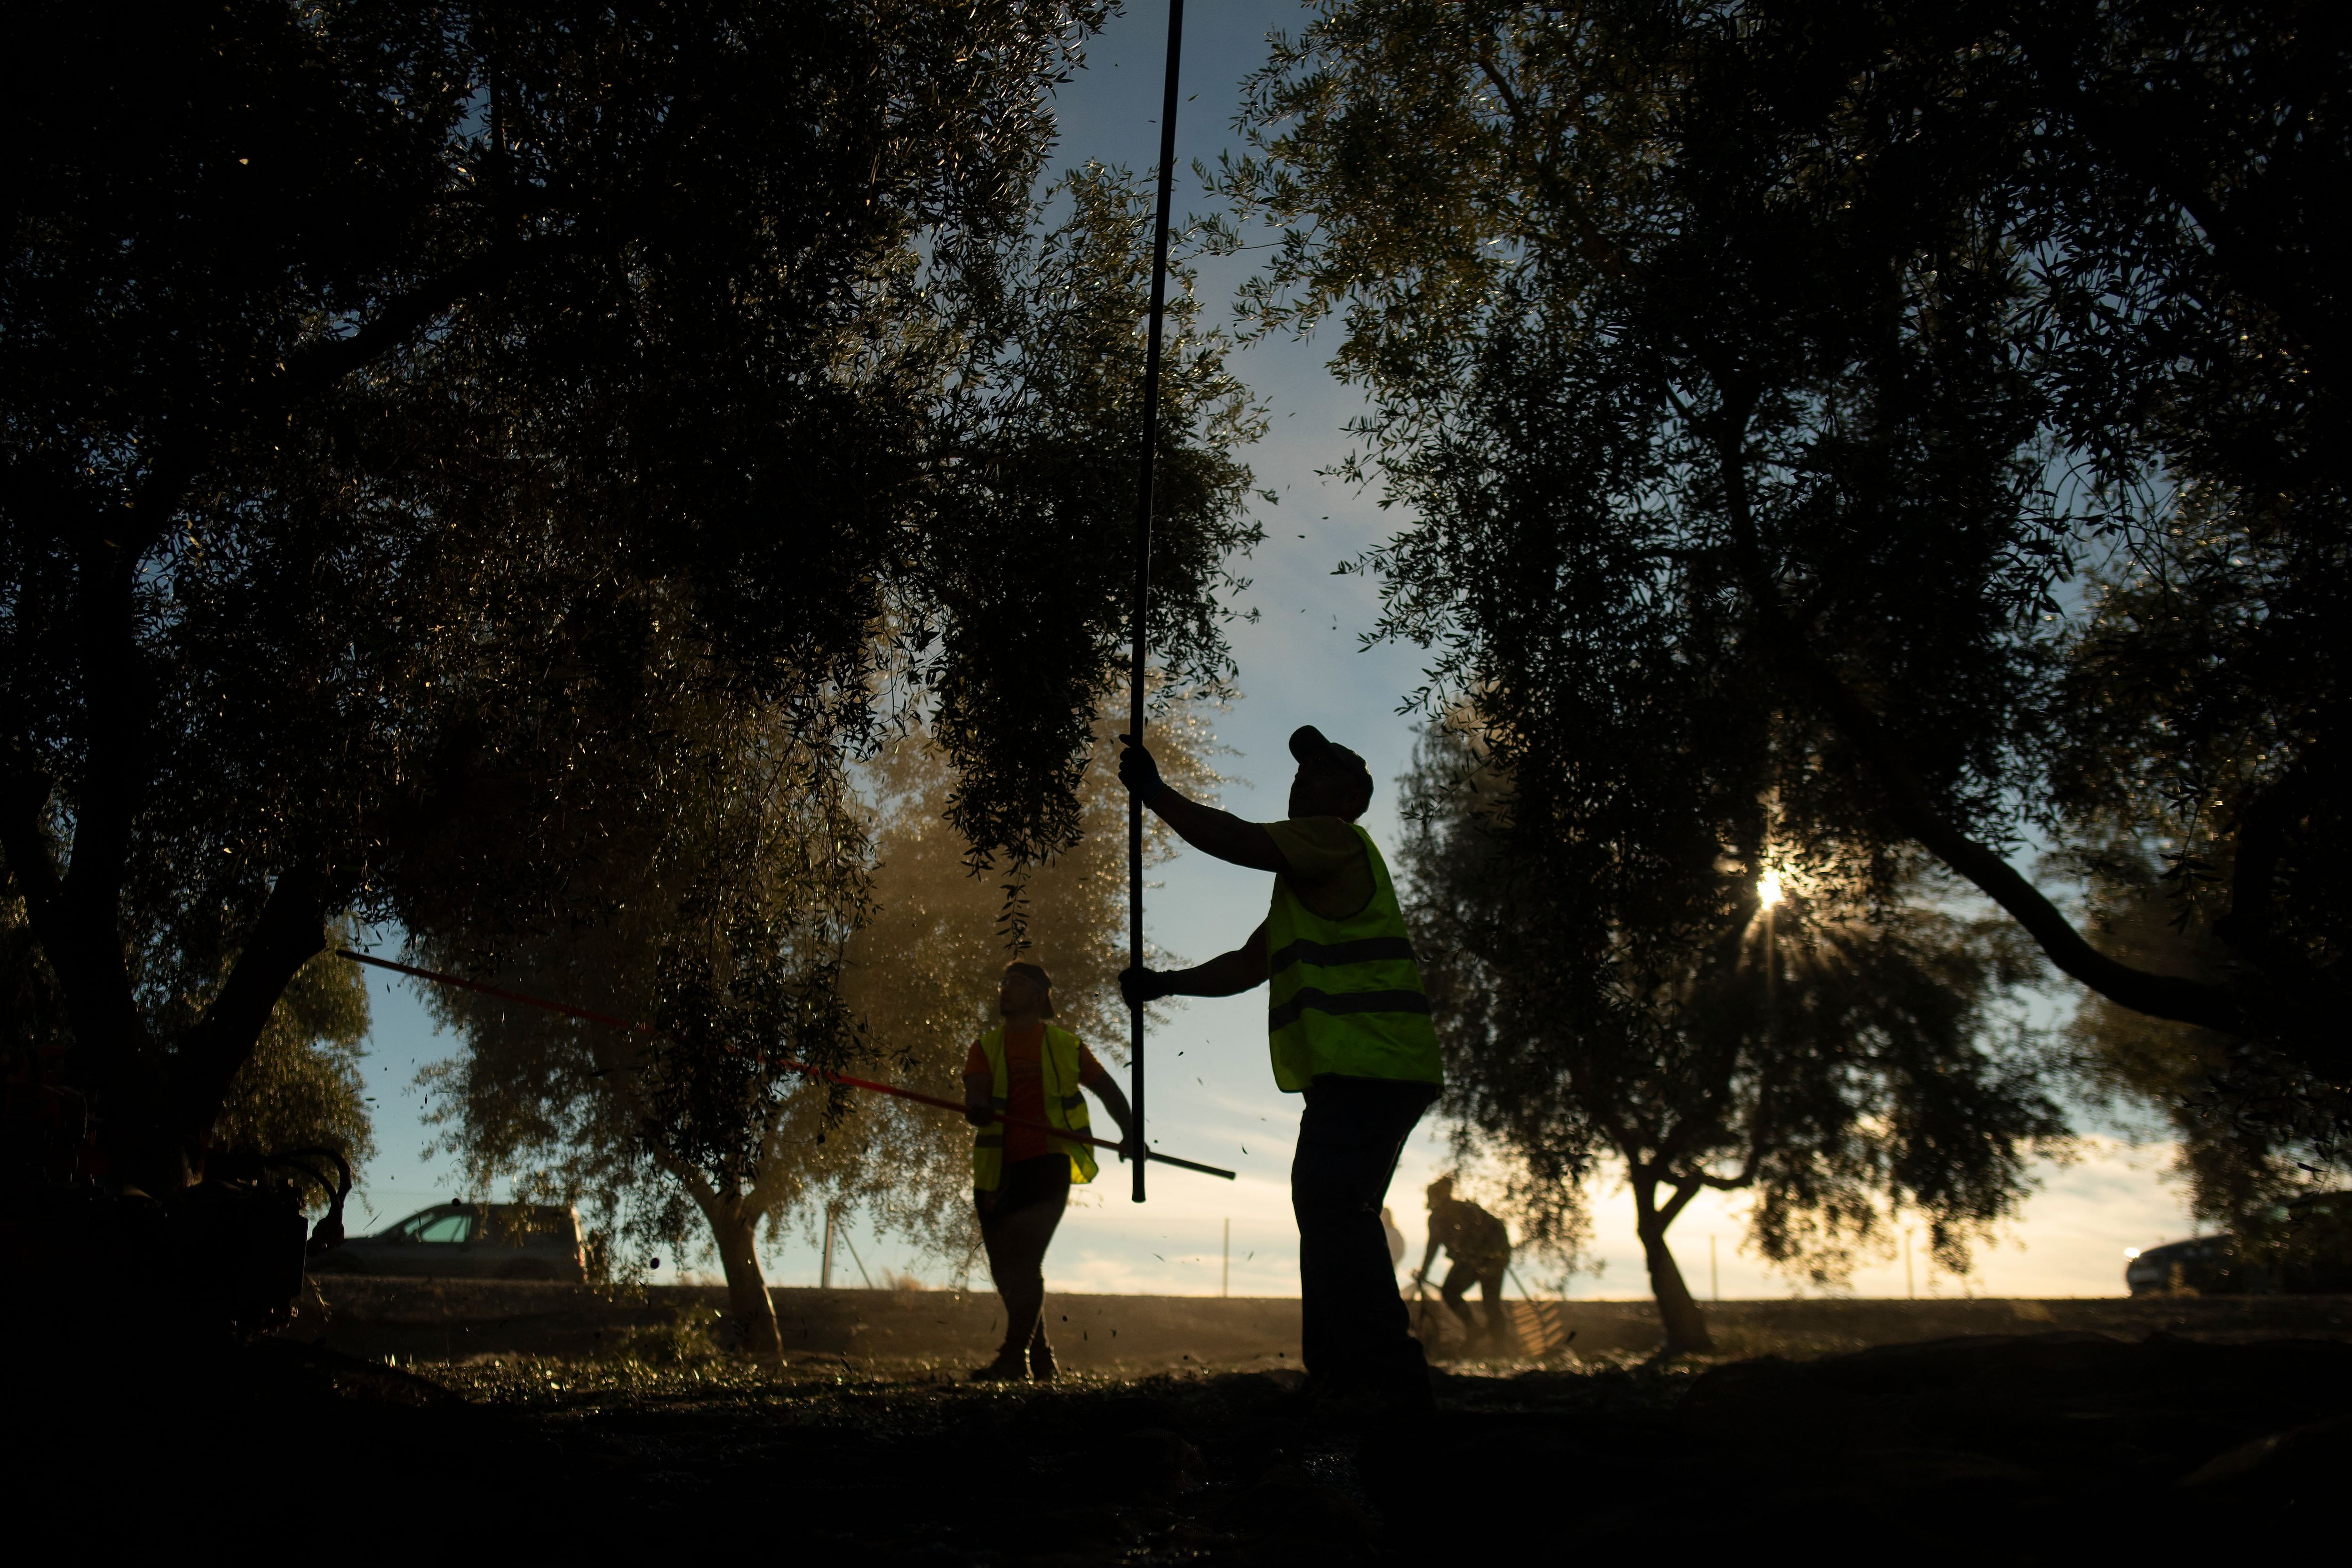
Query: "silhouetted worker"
1120 725 1442 1416
1416 1175 1512 1349
963 960 1133 1382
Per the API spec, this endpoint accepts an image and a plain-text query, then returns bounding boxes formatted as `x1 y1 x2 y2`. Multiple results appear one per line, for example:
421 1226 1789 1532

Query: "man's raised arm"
1119 736 1286 872
1121 923 1268 1005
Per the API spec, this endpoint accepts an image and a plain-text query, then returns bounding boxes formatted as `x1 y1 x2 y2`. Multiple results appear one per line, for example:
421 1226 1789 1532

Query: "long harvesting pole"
336 949 1237 1180
1128 0 1185 1206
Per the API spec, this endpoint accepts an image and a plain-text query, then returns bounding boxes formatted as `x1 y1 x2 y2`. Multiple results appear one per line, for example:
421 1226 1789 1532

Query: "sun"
1758 869 1784 909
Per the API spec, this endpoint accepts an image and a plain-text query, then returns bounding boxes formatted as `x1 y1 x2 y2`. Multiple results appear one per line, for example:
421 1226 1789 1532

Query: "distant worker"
1382 1206 1406 1274
963 960 1134 1382
1120 725 1442 1417
1417 1175 1512 1349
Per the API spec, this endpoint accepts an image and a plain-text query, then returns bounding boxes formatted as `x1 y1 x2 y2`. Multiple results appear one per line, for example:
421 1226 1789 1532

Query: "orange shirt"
964 1024 1110 1163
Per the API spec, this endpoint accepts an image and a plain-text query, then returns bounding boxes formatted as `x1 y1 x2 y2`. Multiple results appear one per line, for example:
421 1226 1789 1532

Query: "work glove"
1120 965 1173 1008
1117 734 1168 802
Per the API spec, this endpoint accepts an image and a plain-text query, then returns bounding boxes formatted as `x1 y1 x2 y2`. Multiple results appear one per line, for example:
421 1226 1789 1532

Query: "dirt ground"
292 1275 2352 1367
47 1331 2341 1558
19 1327 2345 1557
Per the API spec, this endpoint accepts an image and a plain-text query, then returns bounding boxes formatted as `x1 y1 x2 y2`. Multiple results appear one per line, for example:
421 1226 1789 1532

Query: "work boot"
1029 1332 1057 1383
969 1349 1028 1382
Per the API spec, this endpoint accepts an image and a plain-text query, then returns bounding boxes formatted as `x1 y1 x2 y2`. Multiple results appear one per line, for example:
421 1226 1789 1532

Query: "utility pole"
1222 1218 1230 1298
1904 1231 1915 1300
1710 1234 1719 1302
822 1206 836 1291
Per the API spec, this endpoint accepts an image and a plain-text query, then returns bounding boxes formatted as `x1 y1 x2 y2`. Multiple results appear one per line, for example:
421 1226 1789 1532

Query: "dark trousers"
1293 1074 1438 1393
977 1156 1070 1361
1442 1260 1510 1340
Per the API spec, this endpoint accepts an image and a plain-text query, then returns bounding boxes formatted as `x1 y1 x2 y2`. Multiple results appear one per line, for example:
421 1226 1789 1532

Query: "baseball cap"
1288 725 1374 801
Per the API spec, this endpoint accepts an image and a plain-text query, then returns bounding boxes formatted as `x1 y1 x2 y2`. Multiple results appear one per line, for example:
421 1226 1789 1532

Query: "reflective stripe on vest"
1264 824 1442 1093
971 1022 1099 1191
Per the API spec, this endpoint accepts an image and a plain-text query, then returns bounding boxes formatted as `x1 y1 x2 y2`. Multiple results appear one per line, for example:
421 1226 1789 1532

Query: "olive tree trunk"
668 1170 783 1363
0 768 329 1194
712 1210 783 1362
1632 1174 1714 1356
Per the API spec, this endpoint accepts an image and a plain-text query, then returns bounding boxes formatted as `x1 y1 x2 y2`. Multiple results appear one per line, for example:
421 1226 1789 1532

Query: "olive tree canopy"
1213 0 2351 1114
1 3 1260 1193
411 161 1256 1357
1403 724 2064 1354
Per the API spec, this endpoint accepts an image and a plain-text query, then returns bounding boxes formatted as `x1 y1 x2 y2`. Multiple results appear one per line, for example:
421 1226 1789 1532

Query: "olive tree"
1212 0 2352 1118
3 2 1268 1205
420 699 1223 1354
408 159 1257 1357
1403 726 2065 1354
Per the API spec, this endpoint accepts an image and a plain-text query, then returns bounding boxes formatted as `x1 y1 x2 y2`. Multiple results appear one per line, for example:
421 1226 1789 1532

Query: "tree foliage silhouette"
1 4 1259 1193
1403 725 2063 1353
1214 0 2352 1114
419 698 1217 1353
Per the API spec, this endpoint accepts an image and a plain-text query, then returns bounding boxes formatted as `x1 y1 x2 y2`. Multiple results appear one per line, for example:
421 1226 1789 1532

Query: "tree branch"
61 549 143 934
1657 1178 1703 1228
2213 729 2337 979
114 247 521 565
274 252 516 407
171 864 330 1154
2018 22 2352 405
2 750 163 1171
1709 421 2246 1035
0 759 64 934
1474 49 1525 122
651 1144 730 1221
1474 38 1629 282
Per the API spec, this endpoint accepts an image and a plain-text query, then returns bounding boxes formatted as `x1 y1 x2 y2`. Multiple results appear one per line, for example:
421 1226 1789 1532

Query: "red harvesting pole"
336 949 1235 1181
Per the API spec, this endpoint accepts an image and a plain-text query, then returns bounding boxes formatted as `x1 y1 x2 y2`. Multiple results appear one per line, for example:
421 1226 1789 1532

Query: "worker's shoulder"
1266 816 1367 876
1445 1196 1508 1231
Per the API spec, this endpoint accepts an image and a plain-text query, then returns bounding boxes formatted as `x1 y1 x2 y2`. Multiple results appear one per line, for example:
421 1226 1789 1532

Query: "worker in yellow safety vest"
1119 725 1442 1417
962 959 1133 1382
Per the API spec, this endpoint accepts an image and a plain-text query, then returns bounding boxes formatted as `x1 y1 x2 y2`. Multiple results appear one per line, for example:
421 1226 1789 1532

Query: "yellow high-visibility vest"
1265 824 1442 1092
972 1023 1099 1191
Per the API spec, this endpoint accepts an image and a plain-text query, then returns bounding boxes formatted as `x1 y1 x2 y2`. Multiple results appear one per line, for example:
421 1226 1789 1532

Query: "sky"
341 1 2200 1302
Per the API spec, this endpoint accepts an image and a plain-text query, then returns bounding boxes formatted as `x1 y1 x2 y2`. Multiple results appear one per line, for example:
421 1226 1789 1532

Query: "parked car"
2126 1192 2352 1295
2126 1235 2252 1296
309 1202 586 1282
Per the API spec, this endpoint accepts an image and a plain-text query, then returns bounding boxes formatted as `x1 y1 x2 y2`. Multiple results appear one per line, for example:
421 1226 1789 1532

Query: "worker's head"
1426 1175 1454 1208
999 960 1056 1019
1287 725 1375 821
